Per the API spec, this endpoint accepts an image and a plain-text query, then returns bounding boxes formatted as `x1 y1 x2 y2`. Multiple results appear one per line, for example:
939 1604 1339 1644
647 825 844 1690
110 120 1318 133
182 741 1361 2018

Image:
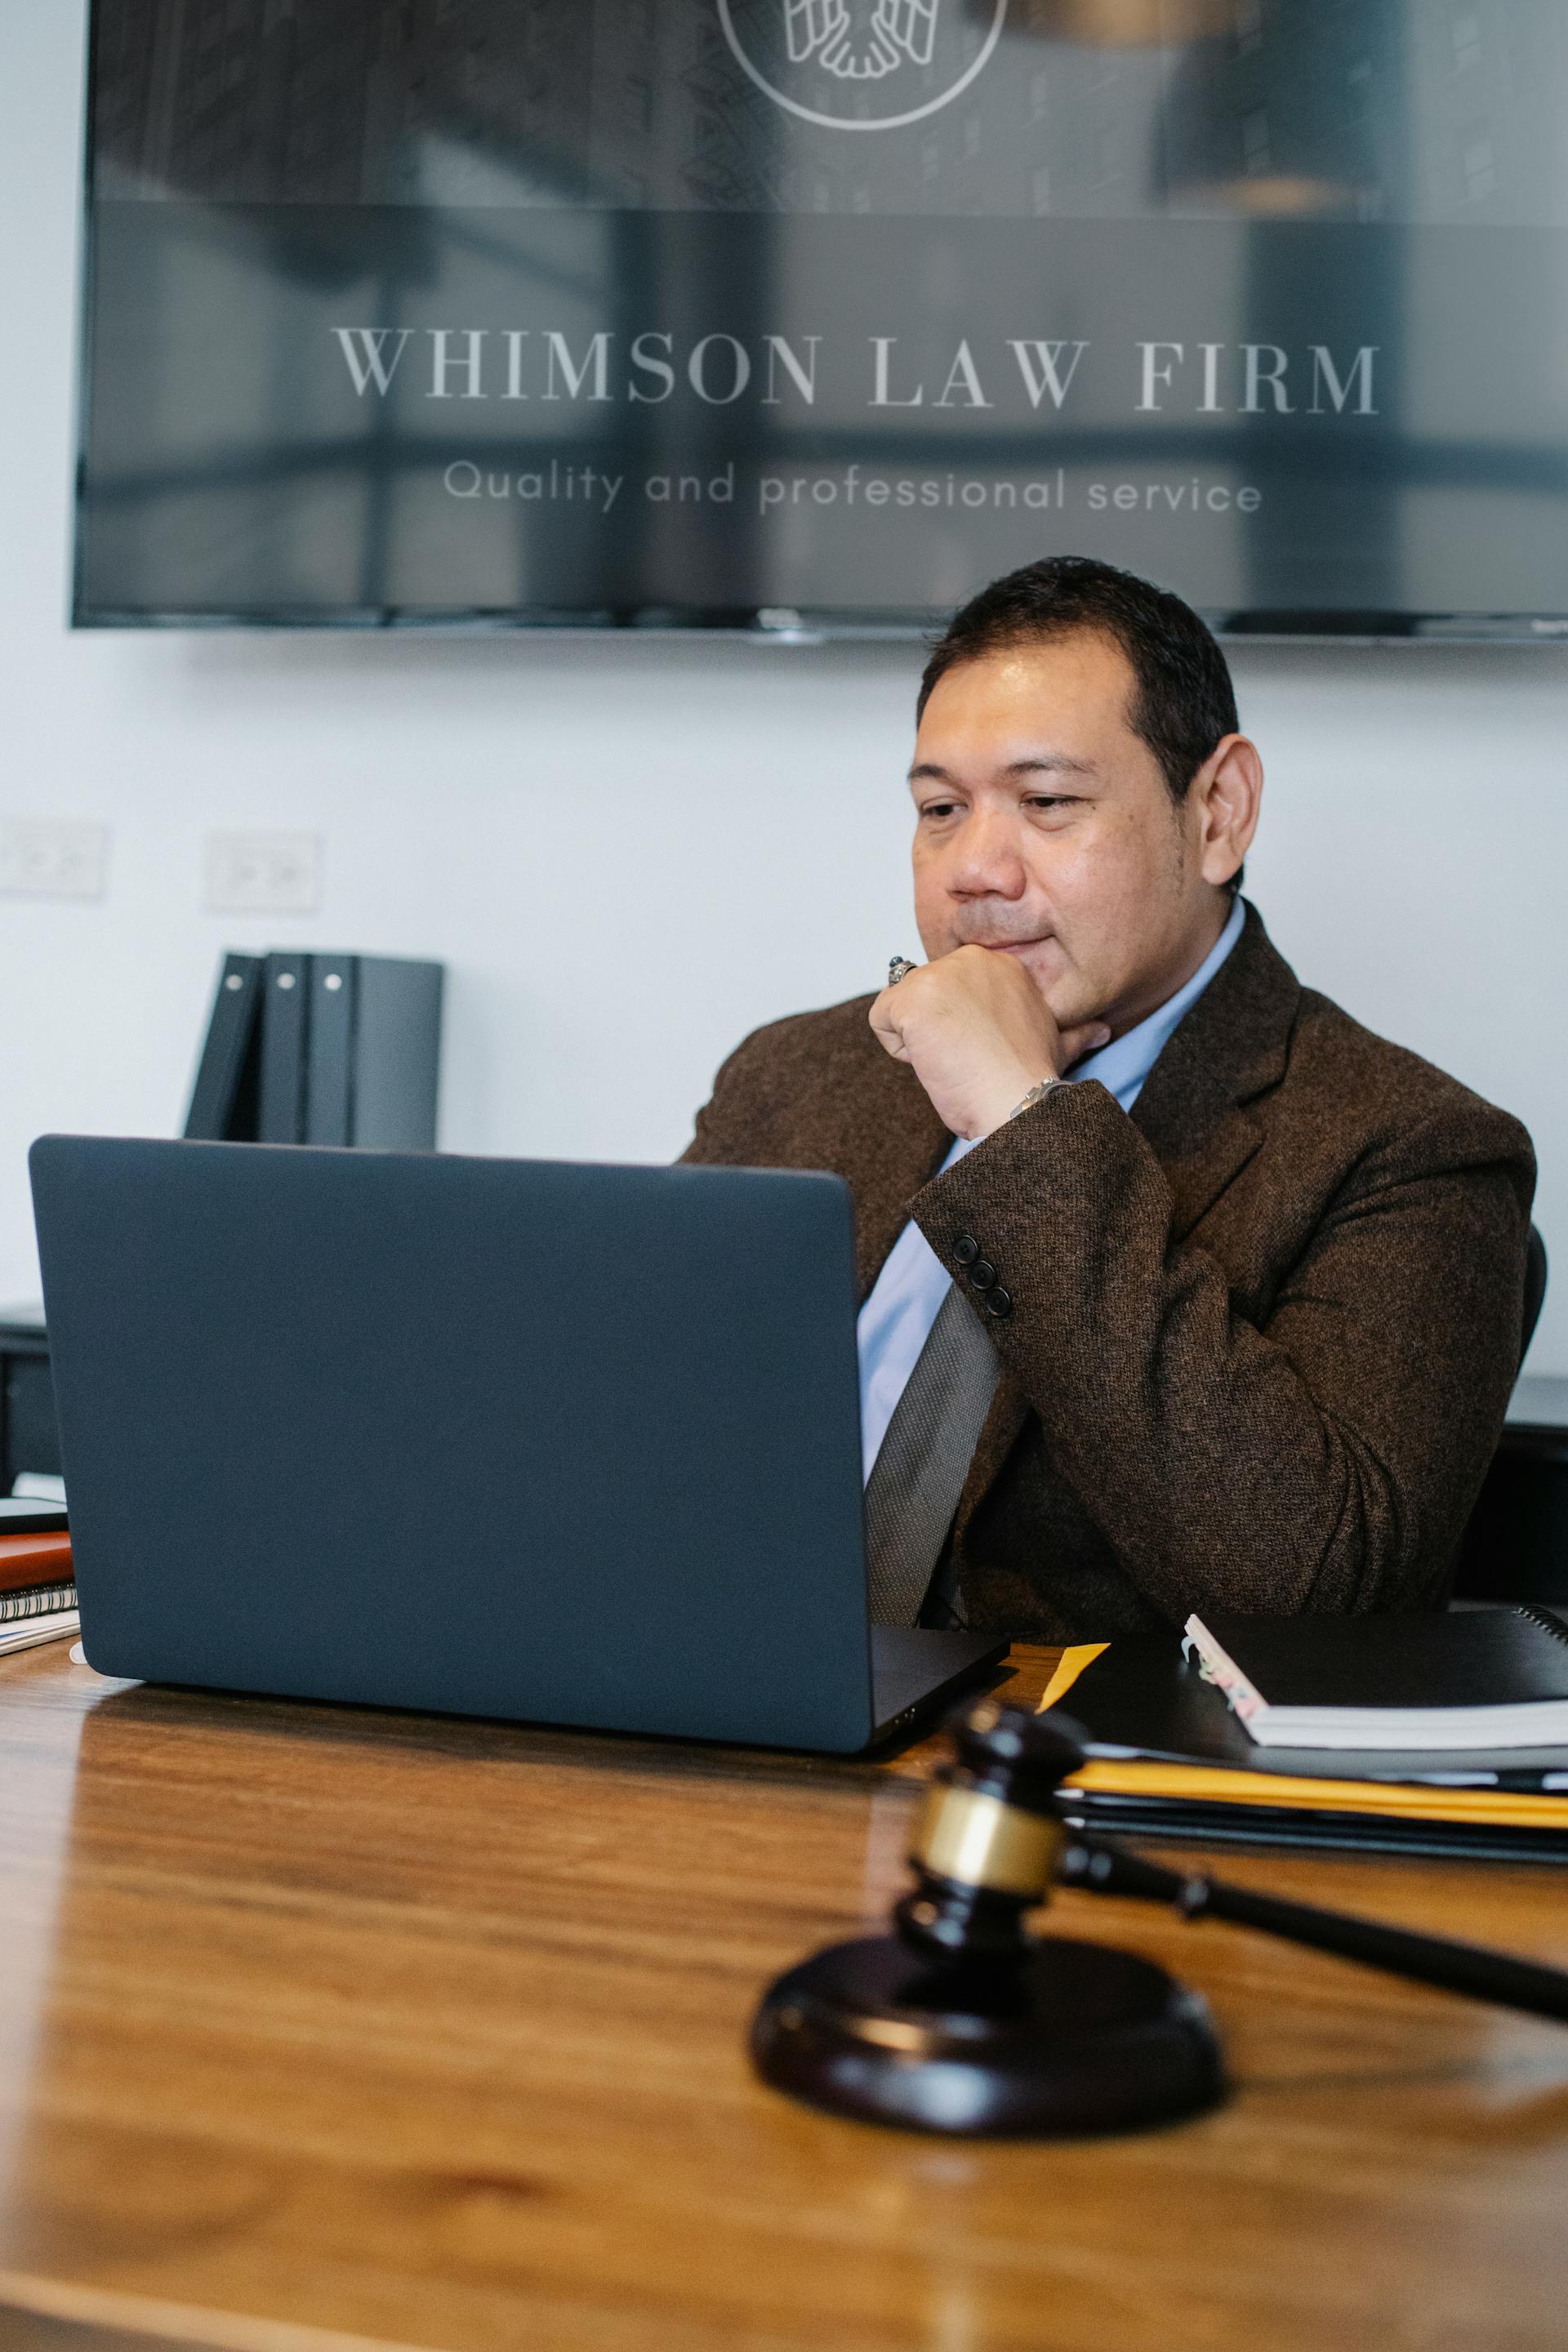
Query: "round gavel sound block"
752 1933 1222 2136
751 1699 1225 2137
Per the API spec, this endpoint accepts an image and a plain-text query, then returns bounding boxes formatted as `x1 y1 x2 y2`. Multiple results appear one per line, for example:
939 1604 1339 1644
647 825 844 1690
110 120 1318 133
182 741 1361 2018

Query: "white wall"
4 2 1566 1368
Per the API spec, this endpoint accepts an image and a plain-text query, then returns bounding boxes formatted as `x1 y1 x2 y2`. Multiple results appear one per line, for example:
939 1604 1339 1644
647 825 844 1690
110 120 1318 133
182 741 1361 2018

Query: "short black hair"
917 555 1239 808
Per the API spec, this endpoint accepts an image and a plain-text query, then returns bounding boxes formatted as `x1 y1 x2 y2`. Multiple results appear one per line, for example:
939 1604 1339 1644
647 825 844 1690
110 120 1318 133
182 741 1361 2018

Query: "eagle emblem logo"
784 0 941 81
719 0 1005 130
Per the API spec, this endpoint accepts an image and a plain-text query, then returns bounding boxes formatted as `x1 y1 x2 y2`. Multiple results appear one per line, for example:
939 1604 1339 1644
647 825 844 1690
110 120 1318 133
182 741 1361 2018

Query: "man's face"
908 631 1232 1039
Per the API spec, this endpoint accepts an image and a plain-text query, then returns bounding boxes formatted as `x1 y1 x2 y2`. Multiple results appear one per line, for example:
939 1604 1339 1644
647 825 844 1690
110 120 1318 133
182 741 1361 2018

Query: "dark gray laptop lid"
31 1137 876 1752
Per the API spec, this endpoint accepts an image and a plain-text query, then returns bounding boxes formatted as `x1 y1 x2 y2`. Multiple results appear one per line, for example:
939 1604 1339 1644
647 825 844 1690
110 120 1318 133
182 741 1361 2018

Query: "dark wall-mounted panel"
76 0 1568 637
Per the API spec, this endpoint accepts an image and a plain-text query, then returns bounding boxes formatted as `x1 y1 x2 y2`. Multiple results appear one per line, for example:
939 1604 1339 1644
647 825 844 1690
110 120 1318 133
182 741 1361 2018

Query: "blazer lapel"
1129 902 1298 1240
1132 1054 1264 1243
953 905 1301 1548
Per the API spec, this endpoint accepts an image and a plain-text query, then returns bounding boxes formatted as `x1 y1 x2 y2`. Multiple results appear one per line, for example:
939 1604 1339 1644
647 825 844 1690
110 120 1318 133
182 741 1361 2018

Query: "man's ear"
1192 734 1263 889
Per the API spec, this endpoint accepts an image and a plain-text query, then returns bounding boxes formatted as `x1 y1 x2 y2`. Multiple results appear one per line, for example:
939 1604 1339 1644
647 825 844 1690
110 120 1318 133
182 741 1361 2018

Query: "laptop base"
868 1626 1010 1748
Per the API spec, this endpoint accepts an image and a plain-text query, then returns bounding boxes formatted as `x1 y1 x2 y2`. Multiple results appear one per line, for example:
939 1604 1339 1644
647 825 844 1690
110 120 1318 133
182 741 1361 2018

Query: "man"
684 558 1535 1639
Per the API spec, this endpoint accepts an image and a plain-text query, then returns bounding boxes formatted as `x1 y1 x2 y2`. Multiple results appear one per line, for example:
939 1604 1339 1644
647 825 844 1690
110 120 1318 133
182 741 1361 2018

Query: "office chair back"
1521 1222 1548 1364
1455 1223 1563 1603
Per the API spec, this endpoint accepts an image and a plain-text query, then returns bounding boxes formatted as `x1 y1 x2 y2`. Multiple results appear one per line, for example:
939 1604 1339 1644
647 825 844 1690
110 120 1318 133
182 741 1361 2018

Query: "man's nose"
947 807 1027 898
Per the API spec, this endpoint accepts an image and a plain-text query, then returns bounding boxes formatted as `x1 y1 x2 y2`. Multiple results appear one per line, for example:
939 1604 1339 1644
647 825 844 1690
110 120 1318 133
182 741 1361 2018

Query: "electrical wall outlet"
0 817 109 901
203 831 320 915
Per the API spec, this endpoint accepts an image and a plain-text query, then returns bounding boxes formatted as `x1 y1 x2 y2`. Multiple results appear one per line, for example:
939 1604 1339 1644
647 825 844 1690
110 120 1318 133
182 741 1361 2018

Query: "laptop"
29 1137 1005 1753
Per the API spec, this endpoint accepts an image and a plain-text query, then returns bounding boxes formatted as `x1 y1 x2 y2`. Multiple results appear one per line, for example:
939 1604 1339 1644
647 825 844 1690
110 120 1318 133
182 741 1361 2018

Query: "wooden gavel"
752 1696 1568 2137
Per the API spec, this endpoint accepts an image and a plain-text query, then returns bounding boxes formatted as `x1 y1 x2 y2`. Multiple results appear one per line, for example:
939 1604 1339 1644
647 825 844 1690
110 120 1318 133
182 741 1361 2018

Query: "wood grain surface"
2 1639 1567 2352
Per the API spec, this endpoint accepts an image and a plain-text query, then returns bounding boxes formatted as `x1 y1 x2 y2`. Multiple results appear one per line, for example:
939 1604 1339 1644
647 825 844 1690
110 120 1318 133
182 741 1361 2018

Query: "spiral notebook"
0 1581 76 1624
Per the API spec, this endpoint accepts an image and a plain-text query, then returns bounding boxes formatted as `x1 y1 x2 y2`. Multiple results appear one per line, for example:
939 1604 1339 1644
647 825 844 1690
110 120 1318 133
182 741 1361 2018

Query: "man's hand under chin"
869 944 1112 1142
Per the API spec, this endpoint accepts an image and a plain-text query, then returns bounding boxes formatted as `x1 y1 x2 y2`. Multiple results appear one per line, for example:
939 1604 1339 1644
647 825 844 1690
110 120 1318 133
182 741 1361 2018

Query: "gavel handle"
1058 1836 1568 2025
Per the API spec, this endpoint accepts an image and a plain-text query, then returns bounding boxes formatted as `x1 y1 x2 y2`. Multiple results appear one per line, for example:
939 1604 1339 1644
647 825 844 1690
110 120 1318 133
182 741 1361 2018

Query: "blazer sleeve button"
969 1259 996 1291
984 1286 1013 1319
953 1233 980 1266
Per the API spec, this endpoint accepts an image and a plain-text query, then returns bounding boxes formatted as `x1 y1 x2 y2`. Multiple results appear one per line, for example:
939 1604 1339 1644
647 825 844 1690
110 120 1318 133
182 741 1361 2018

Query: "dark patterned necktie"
862 1283 1002 1626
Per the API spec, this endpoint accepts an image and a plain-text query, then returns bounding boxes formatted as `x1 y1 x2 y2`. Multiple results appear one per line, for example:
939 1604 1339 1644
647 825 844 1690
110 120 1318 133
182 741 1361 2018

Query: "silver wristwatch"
1008 1078 1060 1121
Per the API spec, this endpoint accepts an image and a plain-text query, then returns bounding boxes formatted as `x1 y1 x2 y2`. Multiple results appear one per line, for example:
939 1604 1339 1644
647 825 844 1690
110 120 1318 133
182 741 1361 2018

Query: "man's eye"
920 800 960 820
1025 795 1075 813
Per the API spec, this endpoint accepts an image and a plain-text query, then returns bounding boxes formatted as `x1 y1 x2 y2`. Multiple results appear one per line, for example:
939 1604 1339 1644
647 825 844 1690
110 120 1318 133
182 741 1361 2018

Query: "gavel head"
895 1698 1089 1967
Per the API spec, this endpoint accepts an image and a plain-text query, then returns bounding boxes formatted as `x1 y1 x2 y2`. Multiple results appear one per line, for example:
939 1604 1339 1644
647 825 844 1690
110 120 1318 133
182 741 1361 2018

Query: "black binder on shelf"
184 949 443 1149
258 951 311 1143
182 952 265 1141
338 956 444 1150
301 954 444 1149
305 954 355 1147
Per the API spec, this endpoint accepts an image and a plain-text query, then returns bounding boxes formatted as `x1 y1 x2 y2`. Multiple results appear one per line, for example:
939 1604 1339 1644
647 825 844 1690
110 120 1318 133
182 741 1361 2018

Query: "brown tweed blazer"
682 904 1536 1641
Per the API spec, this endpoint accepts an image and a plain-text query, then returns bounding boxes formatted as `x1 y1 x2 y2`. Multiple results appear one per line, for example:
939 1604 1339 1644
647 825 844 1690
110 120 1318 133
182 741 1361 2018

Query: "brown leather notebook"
0 1531 74 1594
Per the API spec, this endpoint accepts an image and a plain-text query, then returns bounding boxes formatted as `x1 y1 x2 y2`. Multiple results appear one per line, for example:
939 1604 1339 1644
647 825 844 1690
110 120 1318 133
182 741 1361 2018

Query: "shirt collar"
1067 893 1247 1115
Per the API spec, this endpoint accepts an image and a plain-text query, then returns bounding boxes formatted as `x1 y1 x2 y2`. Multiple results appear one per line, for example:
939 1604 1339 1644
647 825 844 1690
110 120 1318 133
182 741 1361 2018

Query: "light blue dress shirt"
855 895 1246 1481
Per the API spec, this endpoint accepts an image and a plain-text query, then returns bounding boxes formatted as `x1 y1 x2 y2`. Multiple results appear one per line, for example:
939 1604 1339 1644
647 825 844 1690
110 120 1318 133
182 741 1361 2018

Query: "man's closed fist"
870 945 1111 1141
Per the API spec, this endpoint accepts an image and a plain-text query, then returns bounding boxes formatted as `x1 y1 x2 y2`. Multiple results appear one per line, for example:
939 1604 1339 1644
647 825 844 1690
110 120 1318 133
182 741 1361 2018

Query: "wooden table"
2 1642 1567 2352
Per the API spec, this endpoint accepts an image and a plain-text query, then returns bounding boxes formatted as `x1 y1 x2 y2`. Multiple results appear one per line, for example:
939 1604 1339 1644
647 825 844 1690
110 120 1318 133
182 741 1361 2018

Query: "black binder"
182 952 265 1141
304 955 355 1147
300 954 443 1148
187 949 443 1148
258 951 311 1143
338 956 443 1149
